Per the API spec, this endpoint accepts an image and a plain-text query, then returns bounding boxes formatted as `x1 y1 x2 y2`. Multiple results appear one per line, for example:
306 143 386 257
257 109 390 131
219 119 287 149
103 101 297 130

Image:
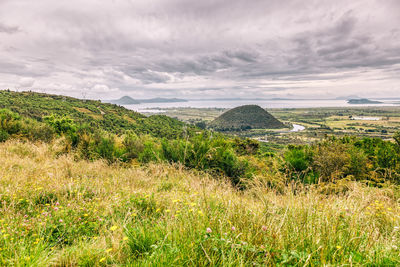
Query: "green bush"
138 140 159 163
92 133 123 163
23 121 55 142
0 108 22 135
0 109 55 142
284 145 313 172
160 134 252 186
346 147 368 178
121 131 144 161
0 129 9 142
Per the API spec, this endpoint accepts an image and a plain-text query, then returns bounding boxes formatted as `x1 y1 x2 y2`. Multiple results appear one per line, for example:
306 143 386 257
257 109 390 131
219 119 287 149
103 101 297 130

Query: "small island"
347 98 382 104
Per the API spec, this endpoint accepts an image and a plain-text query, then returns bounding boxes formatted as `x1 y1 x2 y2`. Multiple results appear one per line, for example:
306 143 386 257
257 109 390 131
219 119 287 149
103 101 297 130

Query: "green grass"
1 140 400 266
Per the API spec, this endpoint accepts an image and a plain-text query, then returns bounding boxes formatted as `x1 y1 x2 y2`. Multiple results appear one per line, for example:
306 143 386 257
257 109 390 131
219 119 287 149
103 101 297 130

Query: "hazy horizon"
1 0 399 100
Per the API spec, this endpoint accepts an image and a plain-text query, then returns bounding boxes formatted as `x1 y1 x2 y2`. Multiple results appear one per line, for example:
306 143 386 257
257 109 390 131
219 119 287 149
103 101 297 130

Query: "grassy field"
1 140 400 266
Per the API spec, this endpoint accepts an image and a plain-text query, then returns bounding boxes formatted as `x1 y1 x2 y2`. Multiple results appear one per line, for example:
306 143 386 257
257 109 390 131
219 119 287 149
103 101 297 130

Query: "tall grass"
0 140 399 266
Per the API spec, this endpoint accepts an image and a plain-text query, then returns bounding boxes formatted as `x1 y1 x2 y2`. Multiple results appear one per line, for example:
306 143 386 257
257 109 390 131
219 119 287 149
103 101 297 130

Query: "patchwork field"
143 106 400 146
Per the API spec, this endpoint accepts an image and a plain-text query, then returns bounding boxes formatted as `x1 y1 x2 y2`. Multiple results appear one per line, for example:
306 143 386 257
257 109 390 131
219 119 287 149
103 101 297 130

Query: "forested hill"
210 105 285 131
0 90 191 138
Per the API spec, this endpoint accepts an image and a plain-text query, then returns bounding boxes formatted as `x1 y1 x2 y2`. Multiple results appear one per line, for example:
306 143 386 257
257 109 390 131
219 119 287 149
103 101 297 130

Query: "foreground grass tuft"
0 140 400 266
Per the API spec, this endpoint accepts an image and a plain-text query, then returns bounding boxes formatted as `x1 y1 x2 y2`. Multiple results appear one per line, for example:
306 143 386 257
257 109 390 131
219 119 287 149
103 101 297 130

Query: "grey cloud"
0 22 19 34
0 0 399 99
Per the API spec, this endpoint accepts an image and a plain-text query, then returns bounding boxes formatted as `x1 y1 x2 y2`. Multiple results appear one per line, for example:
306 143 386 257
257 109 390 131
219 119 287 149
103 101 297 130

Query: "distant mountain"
106 96 187 105
209 105 285 131
108 96 141 105
140 98 188 103
347 98 383 104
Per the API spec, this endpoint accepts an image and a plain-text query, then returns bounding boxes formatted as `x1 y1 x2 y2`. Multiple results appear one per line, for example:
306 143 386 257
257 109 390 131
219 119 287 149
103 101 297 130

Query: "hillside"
0 90 191 138
210 105 285 131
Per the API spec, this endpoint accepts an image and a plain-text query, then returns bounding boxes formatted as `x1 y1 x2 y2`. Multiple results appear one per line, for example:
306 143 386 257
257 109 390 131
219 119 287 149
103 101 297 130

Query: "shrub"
312 140 350 182
44 115 78 146
138 140 159 163
160 135 252 186
284 145 313 172
233 138 259 155
94 134 122 163
121 132 144 162
346 147 368 178
23 121 55 142
0 109 55 142
0 108 22 135
0 129 9 142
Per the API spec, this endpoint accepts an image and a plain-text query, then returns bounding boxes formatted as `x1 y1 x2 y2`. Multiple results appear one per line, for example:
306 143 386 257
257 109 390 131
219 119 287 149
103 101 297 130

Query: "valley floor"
1 140 400 266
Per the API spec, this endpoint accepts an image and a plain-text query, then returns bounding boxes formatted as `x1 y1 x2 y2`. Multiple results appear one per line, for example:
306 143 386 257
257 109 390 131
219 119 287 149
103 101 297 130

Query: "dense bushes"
283 136 400 185
0 109 55 142
0 110 253 186
160 134 251 185
3 107 400 188
69 131 253 186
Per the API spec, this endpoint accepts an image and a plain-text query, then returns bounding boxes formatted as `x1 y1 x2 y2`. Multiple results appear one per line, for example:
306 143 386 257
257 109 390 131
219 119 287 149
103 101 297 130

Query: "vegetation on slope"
209 105 285 131
0 90 192 138
0 141 400 266
2 100 400 188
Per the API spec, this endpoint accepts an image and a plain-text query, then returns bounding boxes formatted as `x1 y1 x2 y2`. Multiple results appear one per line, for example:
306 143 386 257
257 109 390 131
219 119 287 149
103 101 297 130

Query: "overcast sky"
0 0 399 100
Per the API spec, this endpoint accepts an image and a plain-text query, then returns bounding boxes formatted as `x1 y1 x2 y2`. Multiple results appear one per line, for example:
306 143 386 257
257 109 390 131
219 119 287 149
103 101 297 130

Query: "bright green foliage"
0 108 55 142
160 134 251 186
284 145 313 172
44 115 77 136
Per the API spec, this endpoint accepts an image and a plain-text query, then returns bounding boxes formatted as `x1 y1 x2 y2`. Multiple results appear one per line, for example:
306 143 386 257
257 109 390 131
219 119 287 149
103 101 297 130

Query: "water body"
255 124 305 143
124 99 399 113
291 124 306 132
351 116 381 121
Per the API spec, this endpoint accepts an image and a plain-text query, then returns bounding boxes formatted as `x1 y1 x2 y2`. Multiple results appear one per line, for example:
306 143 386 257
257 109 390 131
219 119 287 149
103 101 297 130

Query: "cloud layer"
0 0 399 99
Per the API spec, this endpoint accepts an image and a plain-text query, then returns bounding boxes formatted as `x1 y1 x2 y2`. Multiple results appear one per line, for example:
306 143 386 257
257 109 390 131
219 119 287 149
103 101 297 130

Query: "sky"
0 0 400 100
